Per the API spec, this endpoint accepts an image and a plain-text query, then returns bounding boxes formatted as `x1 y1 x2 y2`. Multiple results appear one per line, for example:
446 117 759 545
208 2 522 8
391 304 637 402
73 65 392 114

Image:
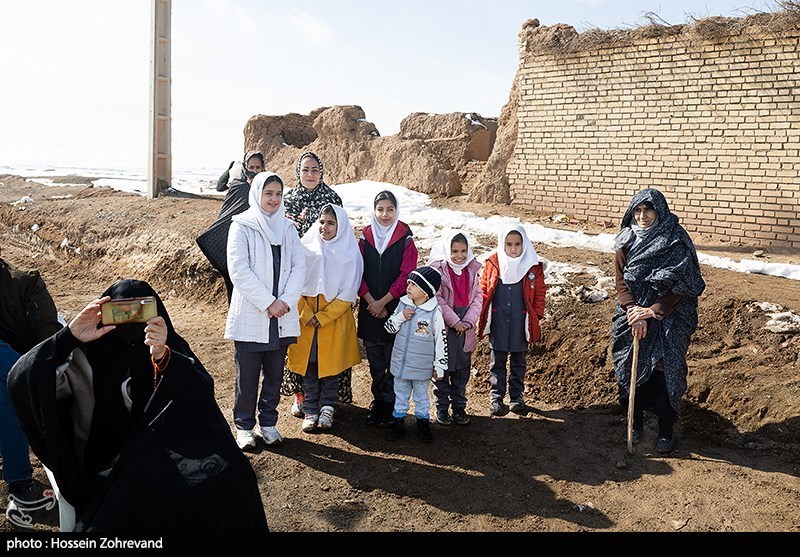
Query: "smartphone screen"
100 296 158 325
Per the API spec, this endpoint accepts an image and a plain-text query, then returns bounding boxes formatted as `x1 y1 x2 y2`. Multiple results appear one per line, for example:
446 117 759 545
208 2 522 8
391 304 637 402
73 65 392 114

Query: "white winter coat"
224 211 306 343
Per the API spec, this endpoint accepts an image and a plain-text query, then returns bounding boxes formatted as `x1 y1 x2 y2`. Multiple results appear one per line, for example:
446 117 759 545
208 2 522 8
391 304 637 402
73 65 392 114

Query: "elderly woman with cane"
611 188 705 454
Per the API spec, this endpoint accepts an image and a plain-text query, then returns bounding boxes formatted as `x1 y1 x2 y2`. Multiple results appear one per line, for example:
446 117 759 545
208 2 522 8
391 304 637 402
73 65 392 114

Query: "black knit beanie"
408 266 442 300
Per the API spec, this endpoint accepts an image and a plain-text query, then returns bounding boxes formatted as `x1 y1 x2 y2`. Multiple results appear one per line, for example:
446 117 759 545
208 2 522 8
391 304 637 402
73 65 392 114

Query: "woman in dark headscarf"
611 188 706 454
280 152 353 413
7 279 269 534
283 152 343 237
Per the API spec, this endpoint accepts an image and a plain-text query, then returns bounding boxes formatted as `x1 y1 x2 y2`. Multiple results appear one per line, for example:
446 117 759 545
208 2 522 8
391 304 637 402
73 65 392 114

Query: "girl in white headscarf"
287 205 363 432
356 190 419 427
426 230 483 426
224 172 306 450
477 224 547 417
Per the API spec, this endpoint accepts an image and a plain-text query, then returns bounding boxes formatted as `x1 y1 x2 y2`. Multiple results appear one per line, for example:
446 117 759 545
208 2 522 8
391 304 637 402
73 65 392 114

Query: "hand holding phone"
101 296 158 325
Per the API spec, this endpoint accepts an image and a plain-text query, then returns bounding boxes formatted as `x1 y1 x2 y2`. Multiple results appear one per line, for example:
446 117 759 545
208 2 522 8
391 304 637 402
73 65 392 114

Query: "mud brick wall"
508 29 800 249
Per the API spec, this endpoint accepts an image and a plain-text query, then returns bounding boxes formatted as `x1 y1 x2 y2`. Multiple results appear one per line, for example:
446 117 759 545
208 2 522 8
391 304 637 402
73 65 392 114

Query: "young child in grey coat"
383 266 448 443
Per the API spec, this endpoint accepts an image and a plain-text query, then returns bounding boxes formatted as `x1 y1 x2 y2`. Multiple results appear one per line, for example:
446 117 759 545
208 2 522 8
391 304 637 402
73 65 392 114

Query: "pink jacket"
429 259 483 353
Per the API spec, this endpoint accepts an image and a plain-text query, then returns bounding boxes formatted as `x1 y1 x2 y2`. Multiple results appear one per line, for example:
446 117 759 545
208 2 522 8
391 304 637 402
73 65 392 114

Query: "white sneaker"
291 393 305 418
317 406 334 430
260 426 283 446
236 428 257 451
301 415 318 433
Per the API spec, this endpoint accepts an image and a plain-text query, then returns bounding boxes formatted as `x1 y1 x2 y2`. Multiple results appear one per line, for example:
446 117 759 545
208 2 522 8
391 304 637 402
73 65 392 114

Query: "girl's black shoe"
365 400 383 425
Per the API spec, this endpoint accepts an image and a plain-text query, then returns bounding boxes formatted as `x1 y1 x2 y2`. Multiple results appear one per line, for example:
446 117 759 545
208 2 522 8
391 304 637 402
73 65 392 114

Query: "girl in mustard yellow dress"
287 204 363 432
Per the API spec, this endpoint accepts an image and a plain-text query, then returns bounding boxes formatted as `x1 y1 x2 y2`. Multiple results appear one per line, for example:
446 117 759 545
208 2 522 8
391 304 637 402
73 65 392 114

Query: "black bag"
196 180 251 282
196 218 232 281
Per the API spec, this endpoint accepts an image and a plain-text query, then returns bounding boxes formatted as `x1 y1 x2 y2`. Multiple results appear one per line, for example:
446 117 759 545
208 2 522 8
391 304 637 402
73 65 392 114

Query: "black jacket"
0 257 61 354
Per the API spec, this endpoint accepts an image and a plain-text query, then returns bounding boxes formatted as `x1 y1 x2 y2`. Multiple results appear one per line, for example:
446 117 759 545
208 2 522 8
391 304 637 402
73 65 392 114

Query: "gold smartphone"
101 296 158 325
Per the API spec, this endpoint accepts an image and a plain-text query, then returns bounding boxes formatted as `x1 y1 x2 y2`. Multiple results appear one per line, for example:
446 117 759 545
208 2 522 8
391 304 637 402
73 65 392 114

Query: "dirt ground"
0 175 798 535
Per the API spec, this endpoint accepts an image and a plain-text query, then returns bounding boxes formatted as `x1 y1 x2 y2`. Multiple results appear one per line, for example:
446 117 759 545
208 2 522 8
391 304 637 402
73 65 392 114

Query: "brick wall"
508 27 800 249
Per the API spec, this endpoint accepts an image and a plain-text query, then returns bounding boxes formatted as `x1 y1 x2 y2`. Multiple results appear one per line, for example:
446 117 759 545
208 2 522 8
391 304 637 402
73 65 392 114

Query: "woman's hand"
631 319 648 340
627 305 652 339
68 296 115 342
144 316 169 359
626 305 654 326
454 322 470 334
307 316 321 328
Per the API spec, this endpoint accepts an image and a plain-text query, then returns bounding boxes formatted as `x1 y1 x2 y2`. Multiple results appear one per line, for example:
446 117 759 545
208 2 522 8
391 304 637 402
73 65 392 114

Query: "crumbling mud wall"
508 11 800 248
470 70 520 204
243 106 495 197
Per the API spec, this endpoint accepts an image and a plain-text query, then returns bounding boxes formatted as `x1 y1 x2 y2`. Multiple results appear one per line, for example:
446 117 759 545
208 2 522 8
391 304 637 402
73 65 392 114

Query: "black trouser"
433 365 471 411
489 350 526 403
234 346 287 429
364 339 395 404
301 362 339 416
622 366 678 437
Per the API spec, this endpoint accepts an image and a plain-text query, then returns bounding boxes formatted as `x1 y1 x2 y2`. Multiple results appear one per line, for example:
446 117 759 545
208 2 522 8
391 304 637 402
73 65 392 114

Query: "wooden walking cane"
627 337 640 455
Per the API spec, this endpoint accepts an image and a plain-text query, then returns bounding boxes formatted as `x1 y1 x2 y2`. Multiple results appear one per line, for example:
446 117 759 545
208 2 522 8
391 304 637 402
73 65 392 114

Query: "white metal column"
147 0 171 199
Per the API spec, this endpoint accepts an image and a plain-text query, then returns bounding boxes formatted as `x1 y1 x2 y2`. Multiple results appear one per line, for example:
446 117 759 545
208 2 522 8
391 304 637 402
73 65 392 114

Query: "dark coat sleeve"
216 161 234 192
0 260 62 353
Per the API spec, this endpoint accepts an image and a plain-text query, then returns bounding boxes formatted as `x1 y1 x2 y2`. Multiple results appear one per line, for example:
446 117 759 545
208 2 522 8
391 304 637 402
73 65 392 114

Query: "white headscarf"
247 172 286 245
301 204 363 303
497 224 539 284
427 229 475 276
370 193 399 255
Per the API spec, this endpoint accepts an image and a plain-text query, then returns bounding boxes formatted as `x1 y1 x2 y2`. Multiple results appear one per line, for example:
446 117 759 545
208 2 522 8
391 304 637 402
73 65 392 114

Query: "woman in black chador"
8 279 269 533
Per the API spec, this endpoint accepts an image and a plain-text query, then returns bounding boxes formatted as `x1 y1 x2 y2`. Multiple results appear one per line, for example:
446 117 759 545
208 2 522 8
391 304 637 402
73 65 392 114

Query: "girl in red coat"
477 224 546 416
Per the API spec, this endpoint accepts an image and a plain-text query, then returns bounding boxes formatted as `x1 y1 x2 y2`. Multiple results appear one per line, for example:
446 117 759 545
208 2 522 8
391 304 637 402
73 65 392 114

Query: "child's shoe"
236 428 257 451
301 414 318 433
365 400 382 425
509 399 527 415
260 426 284 446
291 393 305 418
489 399 509 416
416 418 433 443
317 406 334 430
385 417 406 440
378 401 395 428
452 407 471 425
435 408 452 426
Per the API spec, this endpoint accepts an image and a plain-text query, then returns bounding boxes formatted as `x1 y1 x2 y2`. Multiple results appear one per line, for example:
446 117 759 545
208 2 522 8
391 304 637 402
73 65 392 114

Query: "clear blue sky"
0 0 777 170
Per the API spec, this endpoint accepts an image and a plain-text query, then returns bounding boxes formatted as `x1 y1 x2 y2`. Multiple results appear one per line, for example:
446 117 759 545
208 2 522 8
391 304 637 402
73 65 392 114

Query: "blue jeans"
0 340 32 484
392 377 431 420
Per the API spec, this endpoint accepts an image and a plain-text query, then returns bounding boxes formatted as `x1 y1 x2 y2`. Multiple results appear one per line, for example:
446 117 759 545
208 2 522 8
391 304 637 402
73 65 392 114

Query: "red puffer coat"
477 253 546 344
